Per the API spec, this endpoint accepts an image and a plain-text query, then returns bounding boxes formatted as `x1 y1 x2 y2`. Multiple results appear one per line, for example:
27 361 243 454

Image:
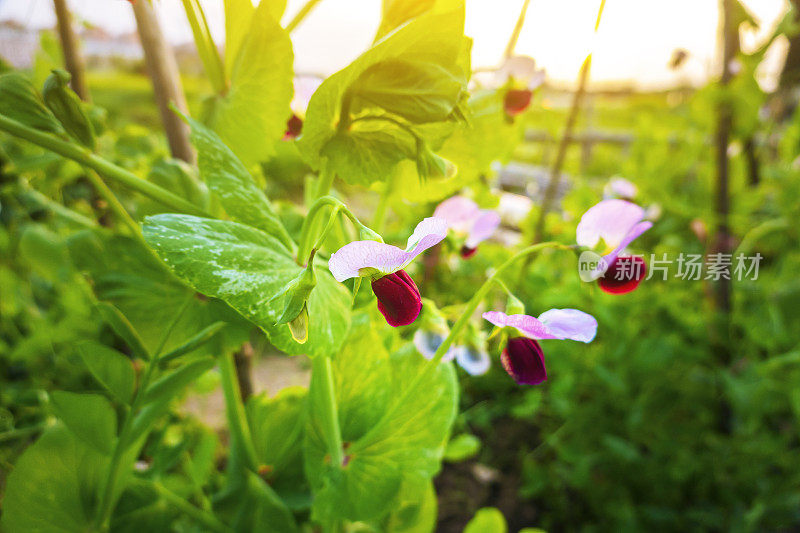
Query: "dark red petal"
460 245 477 259
371 270 422 327
501 337 547 385
503 89 533 117
598 256 647 295
283 114 303 140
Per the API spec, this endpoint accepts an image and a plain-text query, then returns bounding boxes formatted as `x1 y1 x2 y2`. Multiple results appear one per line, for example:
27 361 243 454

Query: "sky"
0 0 791 88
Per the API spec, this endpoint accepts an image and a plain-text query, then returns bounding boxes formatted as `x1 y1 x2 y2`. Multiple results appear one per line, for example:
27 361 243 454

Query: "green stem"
219 351 259 470
0 114 209 217
286 0 326 32
354 242 568 450
132 479 232 533
0 423 46 443
372 170 397 234
95 296 193 529
20 187 98 228
314 160 335 200
84 169 142 241
313 355 345 468
298 195 381 260
181 0 227 95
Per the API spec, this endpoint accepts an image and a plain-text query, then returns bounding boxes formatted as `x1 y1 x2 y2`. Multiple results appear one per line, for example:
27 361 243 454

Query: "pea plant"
0 0 651 531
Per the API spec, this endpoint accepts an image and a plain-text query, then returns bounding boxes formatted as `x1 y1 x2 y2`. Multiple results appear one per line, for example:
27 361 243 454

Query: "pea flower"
483 309 597 385
414 329 491 376
434 196 501 258
283 114 303 141
495 56 546 117
603 177 638 200
577 199 652 295
329 218 447 327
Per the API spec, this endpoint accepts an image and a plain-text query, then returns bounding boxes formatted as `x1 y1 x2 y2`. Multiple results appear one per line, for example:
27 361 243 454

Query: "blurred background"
2 0 800 531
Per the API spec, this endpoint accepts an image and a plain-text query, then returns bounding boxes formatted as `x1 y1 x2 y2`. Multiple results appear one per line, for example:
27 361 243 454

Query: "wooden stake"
132 0 195 164
52 0 90 101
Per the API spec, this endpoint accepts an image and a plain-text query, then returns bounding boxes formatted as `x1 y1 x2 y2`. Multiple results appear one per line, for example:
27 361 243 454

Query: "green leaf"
185 115 294 250
77 341 136 403
96 302 151 361
224 0 255 78
304 314 457 523
0 425 109 533
0 71 63 133
208 0 293 166
50 390 117 455
143 357 215 405
145 158 210 214
18 224 70 281
68 230 251 358
321 124 416 186
42 68 96 148
158 321 227 366
298 3 467 185
142 214 351 358
385 480 438 533
443 433 481 462
349 60 466 124
248 386 309 507
464 508 507 533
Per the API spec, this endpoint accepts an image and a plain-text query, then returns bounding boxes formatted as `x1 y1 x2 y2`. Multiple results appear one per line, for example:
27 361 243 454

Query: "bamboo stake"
132 0 195 164
52 0 90 101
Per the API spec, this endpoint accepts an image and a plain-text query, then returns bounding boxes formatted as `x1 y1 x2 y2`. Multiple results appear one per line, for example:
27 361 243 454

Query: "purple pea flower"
434 196 501 259
413 329 492 376
329 217 447 327
483 309 597 385
576 199 653 295
494 56 545 117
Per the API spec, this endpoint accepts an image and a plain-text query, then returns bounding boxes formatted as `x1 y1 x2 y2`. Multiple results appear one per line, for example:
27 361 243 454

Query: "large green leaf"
50 391 117 455
0 425 109 532
0 71 63 133
247 386 310 507
77 341 136 404
297 3 467 185
68 230 251 358
142 214 351 358
209 0 293 166
186 115 294 250
304 313 457 523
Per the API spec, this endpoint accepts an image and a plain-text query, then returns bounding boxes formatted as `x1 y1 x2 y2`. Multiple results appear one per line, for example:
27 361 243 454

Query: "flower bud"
503 88 532 117
273 259 317 343
371 269 422 327
501 337 547 385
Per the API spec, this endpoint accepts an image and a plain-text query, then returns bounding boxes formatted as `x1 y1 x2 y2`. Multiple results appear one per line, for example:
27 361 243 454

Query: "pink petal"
483 309 597 342
576 199 645 250
433 196 479 234
482 311 559 340
328 217 447 282
466 211 501 248
603 221 653 266
604 177 638 199
496 56 545 89
537 309 597 343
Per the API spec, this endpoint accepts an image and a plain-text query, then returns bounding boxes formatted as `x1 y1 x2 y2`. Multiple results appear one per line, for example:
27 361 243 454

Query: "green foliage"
42 69 96 148
305 314 458 523
142 214 351 357
0 71 64 133
0 425 109 532
207 0 294 166
298 1 468 186
50 390 117 454
463 507 507 533
77 342 136 403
